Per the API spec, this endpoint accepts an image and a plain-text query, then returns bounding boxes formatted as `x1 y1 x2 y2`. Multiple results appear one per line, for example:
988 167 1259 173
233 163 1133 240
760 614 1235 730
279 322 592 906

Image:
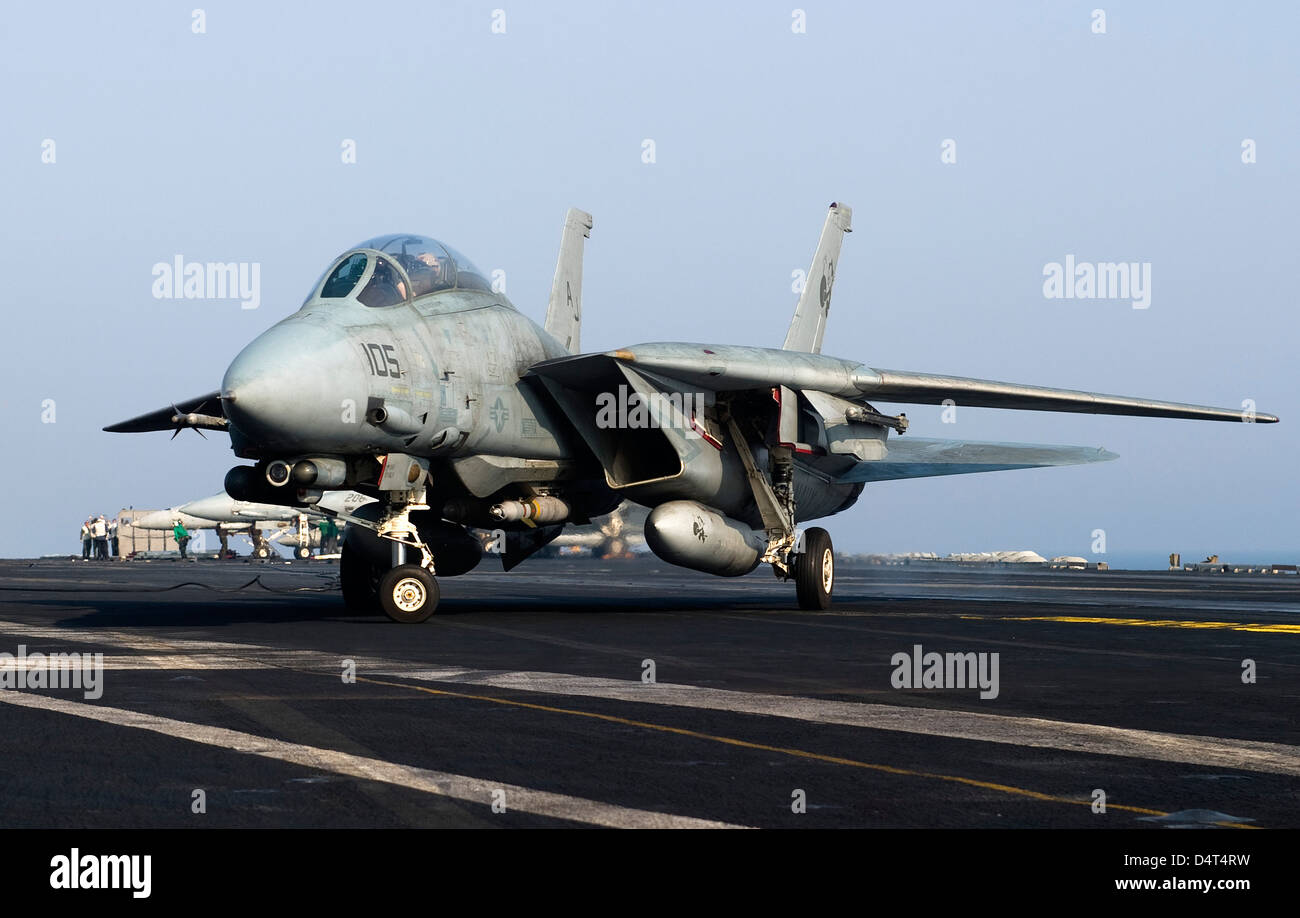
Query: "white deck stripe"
388 669 1300 777
0 691 744 829
4 619 1295 777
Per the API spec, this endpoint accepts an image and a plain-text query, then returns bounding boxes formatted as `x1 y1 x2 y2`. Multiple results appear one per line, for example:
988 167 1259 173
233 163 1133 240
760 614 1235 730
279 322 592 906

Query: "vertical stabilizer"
783 202 852 354
545 208 593 353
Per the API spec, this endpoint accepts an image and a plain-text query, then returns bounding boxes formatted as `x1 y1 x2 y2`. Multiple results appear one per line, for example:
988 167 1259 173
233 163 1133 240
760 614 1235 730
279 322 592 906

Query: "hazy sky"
2 1 1294 563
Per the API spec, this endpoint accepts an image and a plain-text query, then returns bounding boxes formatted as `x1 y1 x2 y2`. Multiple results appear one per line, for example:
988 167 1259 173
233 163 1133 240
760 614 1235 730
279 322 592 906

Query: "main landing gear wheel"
378 564 440 623
294 546 311 560
795 527 834 611
254 545 271 559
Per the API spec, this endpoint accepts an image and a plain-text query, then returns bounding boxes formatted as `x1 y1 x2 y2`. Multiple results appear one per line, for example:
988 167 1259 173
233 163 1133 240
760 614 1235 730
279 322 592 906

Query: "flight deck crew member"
92 515 108 560
173 520 191 560
108 518 119 559
81 519 92 559
318 518 337 553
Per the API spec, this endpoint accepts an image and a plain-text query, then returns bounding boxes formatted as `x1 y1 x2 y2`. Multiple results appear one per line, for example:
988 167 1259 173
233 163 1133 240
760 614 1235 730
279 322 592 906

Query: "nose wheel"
378 565 440 623
368 478 441 622
794 527 834 610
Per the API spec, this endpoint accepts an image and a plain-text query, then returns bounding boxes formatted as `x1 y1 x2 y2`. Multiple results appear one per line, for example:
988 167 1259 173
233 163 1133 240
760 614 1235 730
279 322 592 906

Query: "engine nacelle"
644 500 766 577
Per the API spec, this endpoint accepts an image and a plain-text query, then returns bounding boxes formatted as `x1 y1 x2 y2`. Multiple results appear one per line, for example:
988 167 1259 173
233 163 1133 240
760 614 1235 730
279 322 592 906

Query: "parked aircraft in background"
131 491 373 558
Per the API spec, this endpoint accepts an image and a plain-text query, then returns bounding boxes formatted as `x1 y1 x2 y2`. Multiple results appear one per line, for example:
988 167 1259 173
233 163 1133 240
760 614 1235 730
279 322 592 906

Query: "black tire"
254 545 270 559
378 565 440 623
340 543 382 614
295 546 311 560
795 527 834 610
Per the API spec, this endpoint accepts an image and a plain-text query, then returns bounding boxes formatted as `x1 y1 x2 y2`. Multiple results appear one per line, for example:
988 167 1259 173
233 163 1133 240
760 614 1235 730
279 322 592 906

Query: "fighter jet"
132 495 304 558
130 501 293 557
106 205 1277 621
131 491 373 558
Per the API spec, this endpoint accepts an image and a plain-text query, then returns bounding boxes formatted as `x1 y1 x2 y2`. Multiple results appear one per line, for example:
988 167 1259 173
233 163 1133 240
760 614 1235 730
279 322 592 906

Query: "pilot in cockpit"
405 251 445 297
370 259 408 301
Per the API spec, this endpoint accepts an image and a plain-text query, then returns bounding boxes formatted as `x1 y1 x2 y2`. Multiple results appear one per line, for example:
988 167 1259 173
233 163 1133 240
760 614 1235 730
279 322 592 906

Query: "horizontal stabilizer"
104 391 225 433
838 438 1118 483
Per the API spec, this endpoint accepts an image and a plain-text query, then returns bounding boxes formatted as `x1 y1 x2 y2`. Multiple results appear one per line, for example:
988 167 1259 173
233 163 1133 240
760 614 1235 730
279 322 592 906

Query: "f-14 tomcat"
107 204 1277 622
130 490 373 559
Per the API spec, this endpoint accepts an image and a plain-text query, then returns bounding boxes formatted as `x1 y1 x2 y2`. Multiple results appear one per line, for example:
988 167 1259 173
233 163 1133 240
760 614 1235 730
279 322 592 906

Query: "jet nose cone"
179 495 231 520
222 319 364 452
132 510 176 530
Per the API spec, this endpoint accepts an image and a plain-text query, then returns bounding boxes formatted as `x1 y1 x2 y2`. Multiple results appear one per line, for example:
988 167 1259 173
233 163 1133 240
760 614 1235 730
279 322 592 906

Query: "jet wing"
837 438 1118 483
535 345 1277 424
103 391 226 433
855 369 1276 423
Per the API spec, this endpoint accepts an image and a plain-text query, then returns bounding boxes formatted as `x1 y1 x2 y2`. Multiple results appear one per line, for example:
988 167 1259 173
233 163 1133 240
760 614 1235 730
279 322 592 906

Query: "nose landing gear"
373 485 440 623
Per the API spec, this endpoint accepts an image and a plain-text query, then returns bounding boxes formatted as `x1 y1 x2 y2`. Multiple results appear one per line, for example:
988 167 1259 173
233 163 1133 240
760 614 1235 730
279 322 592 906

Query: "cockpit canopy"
310 234 492 307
